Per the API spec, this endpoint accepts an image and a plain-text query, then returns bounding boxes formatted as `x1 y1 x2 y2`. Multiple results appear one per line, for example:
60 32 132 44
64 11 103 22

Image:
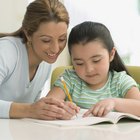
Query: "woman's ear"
109 47 116 62
23 29 31 41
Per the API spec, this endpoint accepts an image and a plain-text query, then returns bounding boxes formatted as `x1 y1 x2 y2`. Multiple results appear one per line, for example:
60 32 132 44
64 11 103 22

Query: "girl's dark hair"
0 0 69 43
68 21 129 74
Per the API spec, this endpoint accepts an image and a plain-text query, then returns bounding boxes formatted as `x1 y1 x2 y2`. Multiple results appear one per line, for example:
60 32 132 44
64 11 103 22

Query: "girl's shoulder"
110 70 136 83
64 68 79 79
61 68 82 85
111 70 127 77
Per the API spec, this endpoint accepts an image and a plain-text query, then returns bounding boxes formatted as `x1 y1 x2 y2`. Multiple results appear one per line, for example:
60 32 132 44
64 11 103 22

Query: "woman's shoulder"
0 37 22 73
0 36 21 42
0 36 22 56
0 36 22 51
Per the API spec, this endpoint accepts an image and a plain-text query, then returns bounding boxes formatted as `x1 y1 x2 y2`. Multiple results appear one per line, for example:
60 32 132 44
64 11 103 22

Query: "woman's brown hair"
0 0 69 43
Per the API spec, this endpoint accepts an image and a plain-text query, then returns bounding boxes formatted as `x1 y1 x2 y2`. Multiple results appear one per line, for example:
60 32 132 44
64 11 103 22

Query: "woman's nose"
51 41 60 54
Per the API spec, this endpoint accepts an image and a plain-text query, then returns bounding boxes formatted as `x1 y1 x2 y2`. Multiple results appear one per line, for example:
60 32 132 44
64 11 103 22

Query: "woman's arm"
8 86 79 120
9 97 66 120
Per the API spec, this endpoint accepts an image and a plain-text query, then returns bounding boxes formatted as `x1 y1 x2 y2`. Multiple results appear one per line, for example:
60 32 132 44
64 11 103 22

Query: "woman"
0 0 78 120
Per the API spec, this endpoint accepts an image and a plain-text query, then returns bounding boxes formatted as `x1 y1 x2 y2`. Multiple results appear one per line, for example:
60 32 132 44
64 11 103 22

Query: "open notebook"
23 109 140 127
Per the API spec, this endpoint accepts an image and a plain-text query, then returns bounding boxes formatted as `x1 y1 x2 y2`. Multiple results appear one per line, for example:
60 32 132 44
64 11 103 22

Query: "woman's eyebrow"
39 33 67 38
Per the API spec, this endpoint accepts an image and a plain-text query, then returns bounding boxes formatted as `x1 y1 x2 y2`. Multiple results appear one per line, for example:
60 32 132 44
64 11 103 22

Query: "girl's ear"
109 47 116 62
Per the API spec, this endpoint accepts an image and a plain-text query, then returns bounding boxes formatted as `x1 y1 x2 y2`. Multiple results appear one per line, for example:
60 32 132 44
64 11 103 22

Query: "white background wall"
0 0 27 32
64 0 140 66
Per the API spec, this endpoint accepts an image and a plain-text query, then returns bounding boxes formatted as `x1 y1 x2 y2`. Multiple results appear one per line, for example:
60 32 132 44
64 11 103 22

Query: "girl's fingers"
83 109 92 117
63 104 76 115
96 107 105 117
65 101 80 113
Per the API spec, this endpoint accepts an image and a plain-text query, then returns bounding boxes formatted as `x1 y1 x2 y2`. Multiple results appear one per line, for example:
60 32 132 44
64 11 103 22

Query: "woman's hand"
29 97 80 120
28 97 67 120
9 97 65 120
10 97 80 120
83 98 115 117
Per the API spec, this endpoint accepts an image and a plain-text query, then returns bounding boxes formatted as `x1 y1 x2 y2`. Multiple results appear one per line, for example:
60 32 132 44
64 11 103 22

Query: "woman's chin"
45 57 58 64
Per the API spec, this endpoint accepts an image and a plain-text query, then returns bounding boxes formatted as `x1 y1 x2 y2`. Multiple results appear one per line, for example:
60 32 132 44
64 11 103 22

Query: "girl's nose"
86 64 94 74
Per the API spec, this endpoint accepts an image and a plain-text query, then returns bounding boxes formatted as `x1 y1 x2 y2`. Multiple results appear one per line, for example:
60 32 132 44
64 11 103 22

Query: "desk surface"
1 119 140 140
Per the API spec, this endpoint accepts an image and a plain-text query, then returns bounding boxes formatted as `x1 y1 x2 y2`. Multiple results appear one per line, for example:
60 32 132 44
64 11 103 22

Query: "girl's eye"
93 59 101 63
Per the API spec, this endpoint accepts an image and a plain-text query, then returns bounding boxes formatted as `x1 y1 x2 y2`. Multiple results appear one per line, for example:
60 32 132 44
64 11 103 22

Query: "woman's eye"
59 38 67 42
42 40 51 43
76 63 83 66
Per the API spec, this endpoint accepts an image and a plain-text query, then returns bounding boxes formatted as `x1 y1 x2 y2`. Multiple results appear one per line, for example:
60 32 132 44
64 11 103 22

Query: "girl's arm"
114 86 140 116
47 86 66 100
84 86 140 117
47 86 80 119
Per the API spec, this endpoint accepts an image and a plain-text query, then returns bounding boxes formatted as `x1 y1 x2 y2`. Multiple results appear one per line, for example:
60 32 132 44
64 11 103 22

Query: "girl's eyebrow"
73 55 102 61
90 55 102 58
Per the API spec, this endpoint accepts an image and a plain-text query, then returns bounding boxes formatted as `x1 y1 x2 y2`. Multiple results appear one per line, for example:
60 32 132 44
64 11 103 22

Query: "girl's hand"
59 101 80 120
83 98 115 117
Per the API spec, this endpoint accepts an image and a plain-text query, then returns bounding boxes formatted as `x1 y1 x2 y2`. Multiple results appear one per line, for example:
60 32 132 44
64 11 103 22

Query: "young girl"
47 21 140 119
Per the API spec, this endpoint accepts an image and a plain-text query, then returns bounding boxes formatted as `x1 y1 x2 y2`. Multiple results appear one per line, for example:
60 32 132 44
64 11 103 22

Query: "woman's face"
71 40 115 90
28 21 68 64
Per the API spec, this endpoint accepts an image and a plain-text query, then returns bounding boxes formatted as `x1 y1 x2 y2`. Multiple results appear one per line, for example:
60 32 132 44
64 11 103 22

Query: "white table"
1 119 140 140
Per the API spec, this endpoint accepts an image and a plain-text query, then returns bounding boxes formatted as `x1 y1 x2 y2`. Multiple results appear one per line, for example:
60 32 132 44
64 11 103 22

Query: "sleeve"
0 100 12 118
0 39 17 84
0 39 18 118
53 69 73 100
118 71 138 97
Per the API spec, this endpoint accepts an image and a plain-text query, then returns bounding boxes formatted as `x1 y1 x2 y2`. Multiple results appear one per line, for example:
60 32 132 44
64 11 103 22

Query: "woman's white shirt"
0 37 51 118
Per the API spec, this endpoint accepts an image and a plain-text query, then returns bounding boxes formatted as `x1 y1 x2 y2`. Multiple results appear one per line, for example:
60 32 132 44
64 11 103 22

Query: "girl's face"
26 21 68 64
71 40 115 90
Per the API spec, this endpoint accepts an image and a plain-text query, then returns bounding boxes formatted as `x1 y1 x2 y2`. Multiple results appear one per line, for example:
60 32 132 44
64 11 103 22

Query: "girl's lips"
86 74 98 77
